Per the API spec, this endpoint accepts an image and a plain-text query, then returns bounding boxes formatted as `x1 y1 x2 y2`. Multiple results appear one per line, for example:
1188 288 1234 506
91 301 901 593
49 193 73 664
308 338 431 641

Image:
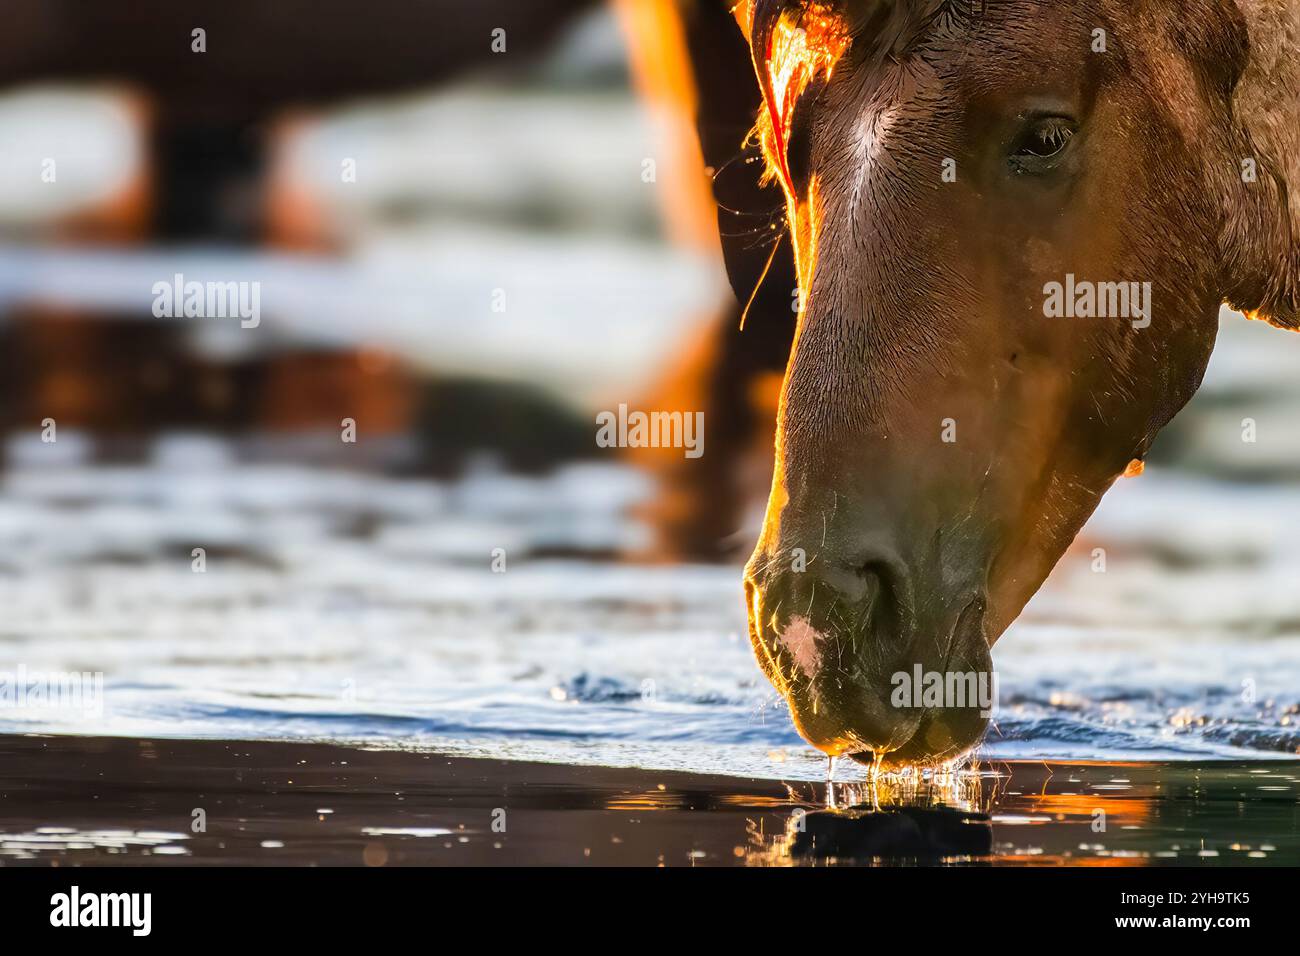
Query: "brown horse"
728 0 1299 767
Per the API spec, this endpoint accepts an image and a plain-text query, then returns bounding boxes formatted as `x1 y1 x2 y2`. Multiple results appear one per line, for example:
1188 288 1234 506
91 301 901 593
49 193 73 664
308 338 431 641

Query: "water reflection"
0 735 1294 866
789 807 993 862
742 760 1297 866
0 827 190 861
745 766 995 865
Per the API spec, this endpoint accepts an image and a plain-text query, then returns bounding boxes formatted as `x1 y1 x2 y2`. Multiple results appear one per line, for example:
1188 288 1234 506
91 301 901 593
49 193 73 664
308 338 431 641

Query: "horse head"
736 0 1299 766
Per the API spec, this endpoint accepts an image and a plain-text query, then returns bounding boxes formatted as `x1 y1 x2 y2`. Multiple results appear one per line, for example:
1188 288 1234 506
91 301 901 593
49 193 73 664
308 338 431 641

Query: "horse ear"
1221 0 1300 330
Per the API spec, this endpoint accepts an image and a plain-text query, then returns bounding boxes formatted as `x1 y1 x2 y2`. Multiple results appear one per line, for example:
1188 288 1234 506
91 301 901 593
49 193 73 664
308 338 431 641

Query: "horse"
726 0 1299 767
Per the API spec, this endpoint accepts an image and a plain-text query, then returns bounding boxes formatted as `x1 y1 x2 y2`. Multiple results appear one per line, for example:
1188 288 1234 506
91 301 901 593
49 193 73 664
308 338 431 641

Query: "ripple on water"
0 457 1297 779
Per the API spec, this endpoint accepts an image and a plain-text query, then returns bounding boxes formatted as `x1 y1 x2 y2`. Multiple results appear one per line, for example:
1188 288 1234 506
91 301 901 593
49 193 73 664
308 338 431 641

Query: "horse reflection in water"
748 764 996 864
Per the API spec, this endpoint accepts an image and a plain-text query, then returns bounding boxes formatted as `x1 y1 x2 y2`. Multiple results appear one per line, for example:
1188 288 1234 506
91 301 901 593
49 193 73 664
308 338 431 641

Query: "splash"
823 760 992 815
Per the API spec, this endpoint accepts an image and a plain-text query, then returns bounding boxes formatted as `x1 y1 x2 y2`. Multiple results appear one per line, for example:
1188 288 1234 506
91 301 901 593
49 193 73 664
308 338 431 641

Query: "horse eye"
1011 117 1076 161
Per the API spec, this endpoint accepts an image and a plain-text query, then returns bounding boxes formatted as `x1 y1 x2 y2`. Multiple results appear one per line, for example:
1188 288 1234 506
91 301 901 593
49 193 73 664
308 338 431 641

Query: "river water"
0 436 1296 786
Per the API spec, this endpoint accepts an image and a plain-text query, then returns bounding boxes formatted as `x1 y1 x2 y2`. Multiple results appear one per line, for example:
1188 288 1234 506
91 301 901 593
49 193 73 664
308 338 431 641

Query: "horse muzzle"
744 547 995 767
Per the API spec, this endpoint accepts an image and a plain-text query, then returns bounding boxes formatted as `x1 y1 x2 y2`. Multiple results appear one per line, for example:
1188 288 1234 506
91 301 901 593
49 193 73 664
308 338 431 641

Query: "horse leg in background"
622 0 797 560
0 0 603 453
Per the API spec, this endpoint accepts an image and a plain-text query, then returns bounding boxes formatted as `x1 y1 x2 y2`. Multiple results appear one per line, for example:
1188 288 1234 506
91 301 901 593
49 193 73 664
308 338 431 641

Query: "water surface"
0 735 1295 866
0 440 1297 784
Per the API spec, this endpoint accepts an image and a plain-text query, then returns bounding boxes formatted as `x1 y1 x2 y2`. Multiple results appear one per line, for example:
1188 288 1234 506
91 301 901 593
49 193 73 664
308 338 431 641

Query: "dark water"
0 736 1295 866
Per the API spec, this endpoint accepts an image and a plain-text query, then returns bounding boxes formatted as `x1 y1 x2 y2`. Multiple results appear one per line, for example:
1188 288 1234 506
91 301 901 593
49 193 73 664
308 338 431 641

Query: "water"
1 735 1295 865
1 434 1297 784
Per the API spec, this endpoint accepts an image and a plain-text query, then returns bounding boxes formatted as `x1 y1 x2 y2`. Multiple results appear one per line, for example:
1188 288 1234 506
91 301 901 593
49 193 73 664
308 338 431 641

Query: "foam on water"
0 441 1297 782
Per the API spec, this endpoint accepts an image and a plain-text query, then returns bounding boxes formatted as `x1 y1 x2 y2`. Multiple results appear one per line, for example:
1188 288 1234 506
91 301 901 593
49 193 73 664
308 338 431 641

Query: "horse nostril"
849 559 907 647
809 562 867 605
756 555 907 632
744 551 912 670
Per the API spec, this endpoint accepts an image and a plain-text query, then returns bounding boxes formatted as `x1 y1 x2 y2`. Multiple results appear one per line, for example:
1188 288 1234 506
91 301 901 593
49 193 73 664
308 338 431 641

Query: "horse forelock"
742 0 957 310
748 0 952 62
745 0 955 193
